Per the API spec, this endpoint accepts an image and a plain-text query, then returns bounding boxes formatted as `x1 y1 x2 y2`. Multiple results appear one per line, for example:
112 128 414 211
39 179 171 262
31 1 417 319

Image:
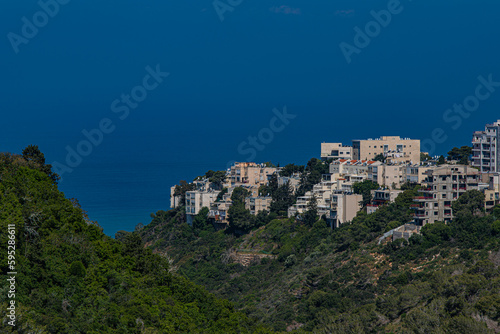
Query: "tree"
259 173 278 197
374 154 386 163
296 158 330 197
193 207 211 230
228 187 254 233
22 145 60 183
437 155 446 165
216 187 228 202
174 180 197 205
303 195 318 227
447 146 472 165
452 190 485 219
270 182 294 216
353 180 379 207
231 187 251 203
279 163 304 177
205 170 227 188
420 152 432 162
22 144 46 165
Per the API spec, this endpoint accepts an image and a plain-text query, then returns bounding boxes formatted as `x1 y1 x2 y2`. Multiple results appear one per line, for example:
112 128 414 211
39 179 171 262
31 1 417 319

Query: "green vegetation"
6 147 500 333
448 146 473 165
353 179 380 207
140 181 500 333
0 150 274 333
374 153 386 162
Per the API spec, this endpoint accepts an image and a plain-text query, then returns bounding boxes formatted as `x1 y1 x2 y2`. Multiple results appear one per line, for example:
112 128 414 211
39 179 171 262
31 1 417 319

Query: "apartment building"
413 165 481 225
328 192 363 228
287 178 362 228
228 162 277 187
367 163 407 189
245 196 272 215
352 136 420 164
472 120 500 173
406 165 433 184
170 185 181 209
367 189 403 214
208 193 232 228
288 181 339 218
330 159 374 177
321 143 353 160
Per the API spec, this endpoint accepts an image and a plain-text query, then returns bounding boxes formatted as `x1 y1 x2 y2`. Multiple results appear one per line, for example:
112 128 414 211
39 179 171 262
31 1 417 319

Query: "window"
442 194 447 199
434 211 438 216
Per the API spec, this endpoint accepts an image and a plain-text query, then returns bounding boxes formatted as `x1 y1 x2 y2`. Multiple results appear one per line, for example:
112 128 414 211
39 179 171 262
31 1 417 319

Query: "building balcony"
414 196 434 201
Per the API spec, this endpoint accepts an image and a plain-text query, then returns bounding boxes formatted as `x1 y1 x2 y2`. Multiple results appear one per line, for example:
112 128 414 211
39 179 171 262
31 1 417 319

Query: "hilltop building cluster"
171 121 500 239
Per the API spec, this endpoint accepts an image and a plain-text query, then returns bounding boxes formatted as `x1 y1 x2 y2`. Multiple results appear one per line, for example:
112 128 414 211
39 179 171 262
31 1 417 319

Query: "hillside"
0 151 274 333
138 186 500 333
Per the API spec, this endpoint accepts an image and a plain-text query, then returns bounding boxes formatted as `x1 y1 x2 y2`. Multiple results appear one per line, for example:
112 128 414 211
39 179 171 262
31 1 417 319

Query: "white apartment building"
227 162 277 187
245 196 272 215
413 165 481 225
472 120 500 173
321 143 353 160
367 189 403 214
352 136 421 164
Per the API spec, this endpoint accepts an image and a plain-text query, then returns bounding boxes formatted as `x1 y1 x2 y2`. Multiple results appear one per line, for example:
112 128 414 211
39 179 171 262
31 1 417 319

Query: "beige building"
406 165 433 184
367 189 403 214
367 163 406 189
208 193 232 227
245 197 272 215
413 165 481 225
352 136 420 164
329 193 363 228
185 189 220 225
321 143 353 160
170 185 181 209
227 162 277 187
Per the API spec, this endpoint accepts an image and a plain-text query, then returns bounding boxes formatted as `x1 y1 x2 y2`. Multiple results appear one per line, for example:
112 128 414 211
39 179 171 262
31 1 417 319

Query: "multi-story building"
367 189 403 214
352 136 421 164
287 178 362 229
170 185 181 209
208 193 232 228
406 165 433 184
330 159 374 177
413 165 481 225
328 192 363 228
472 120 500 173
227 162 277 187
245 196 272 215
367 163 407 189
321 143 353 160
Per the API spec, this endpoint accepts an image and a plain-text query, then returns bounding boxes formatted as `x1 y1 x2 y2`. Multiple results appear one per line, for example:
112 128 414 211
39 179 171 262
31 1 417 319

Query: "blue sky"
1 1 500 234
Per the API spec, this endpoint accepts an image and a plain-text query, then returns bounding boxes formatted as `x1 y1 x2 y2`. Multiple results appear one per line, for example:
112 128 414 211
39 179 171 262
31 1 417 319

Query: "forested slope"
139 186 500 333
0 151 273 333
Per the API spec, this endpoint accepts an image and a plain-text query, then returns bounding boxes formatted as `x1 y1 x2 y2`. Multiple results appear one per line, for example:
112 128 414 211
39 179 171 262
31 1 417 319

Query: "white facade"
472 120 500 173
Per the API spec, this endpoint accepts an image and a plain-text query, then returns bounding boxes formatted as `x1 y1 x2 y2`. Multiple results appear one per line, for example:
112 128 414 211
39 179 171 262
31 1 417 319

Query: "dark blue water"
2 1 500 236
